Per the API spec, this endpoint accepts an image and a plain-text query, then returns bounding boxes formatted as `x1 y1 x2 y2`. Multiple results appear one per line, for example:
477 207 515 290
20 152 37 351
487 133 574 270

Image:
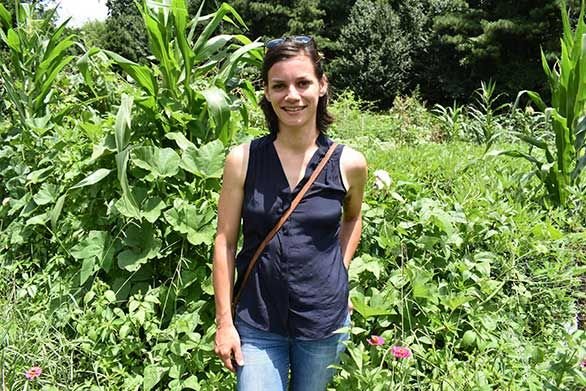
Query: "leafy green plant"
94 0 263 146
489 0 586 207
432 101 467 142
0 3 75 125
467 80 510 146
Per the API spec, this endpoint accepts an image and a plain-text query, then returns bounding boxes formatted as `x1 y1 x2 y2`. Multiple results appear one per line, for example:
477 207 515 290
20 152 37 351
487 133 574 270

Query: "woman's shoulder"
340 145 367 172
339 145 367 191
224 142 251 188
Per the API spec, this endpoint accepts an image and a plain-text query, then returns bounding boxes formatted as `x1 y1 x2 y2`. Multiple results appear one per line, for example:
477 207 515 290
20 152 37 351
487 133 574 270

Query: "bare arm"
339 147 367 269
213 143 249 372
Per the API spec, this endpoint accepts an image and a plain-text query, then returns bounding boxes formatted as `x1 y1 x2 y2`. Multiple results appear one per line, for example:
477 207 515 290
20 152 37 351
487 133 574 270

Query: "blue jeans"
235 316 350 391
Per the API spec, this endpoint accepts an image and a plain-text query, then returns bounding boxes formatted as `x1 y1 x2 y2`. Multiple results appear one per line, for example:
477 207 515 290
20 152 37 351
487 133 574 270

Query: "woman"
213 35 367 391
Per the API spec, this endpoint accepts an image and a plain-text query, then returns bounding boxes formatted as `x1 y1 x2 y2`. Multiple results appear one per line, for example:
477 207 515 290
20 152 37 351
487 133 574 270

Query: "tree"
330 0 428 108
426 0 569 103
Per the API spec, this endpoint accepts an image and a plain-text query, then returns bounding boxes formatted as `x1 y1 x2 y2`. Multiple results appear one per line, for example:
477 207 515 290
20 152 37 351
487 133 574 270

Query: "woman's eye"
298 80 311 87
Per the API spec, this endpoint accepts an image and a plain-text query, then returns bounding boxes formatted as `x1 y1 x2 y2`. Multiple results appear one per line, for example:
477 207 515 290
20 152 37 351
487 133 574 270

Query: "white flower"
2 197 10 206
373 169 392 190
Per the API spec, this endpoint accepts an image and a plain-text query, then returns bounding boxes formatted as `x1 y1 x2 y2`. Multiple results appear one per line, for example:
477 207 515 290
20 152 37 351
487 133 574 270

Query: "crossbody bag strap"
231 142 338 316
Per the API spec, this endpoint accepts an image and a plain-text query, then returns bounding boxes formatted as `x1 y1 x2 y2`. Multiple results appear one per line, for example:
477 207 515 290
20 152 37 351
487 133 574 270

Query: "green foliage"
0 2 75 123
1 2 585 390
467 80 510 145
333 140 586 390
428 0 563 103
490 0 586 207
330 0 428 108
0 2 260 389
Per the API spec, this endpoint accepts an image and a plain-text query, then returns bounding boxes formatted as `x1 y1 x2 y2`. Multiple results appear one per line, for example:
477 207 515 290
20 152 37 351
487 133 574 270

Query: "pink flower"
24 366 42 380
581 359 586 369
367 335 385 346
391 345 412 359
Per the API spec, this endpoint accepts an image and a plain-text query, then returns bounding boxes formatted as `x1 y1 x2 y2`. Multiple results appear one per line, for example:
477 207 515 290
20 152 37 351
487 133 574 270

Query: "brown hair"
260 38 334 135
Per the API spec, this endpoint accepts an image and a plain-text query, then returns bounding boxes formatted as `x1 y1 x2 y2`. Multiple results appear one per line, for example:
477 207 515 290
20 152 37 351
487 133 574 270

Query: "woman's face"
264 54 327 132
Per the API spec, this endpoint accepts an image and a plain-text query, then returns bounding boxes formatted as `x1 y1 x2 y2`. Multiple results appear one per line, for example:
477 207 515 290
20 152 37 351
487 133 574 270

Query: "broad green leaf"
6 29 20 53
33 55 75 114
70 231 115 273
117 224 161 272
180 140 224 178
77 47 101 96
216 41 263 84
70 169 112 190
166 132 196 151
143 365 167 391
192 3 247 55
50 194 66 229
350 290 393 320
163 199 215 245
26 166 52 184
131 146 180 180
37 36 75 77
0 4 11 29
105 51 157 97
33 183 58 205
142 197 166 223
25 213 49 226
182 376 200 390
115 195 142 220
116 149 141 217
80 257 96 285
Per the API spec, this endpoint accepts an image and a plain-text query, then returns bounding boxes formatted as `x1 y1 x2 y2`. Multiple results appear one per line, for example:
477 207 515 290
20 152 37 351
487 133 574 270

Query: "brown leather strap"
232 142 338 316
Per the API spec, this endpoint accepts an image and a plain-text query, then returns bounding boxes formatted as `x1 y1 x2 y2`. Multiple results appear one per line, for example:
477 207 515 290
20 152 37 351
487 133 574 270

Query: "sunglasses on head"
266 35 314 50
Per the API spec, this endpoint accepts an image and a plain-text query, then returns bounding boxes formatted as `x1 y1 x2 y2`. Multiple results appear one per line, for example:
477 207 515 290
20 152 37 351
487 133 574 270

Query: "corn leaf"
32 55 75 114
115 94 134 152
105 50 157 97
0 4 11 30
70 169 113 190
201 87 231 144
193 3 247 55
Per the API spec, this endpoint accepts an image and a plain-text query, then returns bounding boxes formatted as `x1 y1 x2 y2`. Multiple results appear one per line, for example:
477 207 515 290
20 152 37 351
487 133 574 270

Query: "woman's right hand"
214 323 244 373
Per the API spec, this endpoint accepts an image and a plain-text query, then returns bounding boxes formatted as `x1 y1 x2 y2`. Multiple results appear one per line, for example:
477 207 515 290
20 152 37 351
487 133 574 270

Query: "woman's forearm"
213 237 236 327
339 214 362 269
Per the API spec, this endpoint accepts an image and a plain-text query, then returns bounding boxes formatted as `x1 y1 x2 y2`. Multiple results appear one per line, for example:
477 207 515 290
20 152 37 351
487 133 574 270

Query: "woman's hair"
260 37 334 135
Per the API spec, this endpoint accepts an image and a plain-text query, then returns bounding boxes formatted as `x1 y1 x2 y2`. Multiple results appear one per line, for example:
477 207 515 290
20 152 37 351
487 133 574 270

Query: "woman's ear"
319 75 328 97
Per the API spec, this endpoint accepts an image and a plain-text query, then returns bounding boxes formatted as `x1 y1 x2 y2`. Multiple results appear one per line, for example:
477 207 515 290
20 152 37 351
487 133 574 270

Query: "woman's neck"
274 127 320 153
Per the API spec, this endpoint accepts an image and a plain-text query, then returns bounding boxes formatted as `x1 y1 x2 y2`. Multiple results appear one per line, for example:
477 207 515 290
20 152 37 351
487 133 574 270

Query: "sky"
49 0 108 28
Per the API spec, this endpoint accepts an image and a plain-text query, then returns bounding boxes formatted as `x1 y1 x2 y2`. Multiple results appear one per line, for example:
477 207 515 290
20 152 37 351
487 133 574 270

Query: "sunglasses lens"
293 35 312 45
265 36 313 50
266 38 285 49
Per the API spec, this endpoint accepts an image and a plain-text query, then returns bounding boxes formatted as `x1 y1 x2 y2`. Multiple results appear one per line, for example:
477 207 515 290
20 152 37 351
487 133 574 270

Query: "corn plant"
468 80 509 146
85 0 263 147
489 0 586 207
0 3 75 126
432 101 467 141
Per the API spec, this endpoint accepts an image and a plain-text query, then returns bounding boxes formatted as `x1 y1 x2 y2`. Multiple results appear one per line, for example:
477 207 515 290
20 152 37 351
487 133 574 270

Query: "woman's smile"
264 54 326 131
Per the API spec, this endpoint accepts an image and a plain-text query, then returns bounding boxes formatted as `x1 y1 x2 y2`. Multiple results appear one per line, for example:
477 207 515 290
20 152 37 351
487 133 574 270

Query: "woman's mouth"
282 106 306 112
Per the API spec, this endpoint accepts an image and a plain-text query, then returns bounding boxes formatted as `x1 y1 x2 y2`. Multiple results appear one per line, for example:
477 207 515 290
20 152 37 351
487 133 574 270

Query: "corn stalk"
488 0 586 207
89 0 263 147
0 3 75 127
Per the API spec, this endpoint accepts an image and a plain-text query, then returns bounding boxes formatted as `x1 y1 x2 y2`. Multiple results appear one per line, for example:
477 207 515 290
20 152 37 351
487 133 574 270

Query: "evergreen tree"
330 0 428 108
427 0 568 102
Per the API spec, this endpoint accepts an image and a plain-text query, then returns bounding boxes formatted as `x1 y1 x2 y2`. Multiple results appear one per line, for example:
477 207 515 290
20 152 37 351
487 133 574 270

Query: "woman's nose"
285 85 300 100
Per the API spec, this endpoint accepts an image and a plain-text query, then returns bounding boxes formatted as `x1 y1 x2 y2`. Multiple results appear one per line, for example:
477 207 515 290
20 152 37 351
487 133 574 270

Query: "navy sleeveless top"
234 132 349 340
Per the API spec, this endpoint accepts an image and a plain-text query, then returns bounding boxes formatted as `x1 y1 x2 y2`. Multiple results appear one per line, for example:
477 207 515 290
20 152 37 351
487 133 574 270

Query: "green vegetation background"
0 0 585 390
